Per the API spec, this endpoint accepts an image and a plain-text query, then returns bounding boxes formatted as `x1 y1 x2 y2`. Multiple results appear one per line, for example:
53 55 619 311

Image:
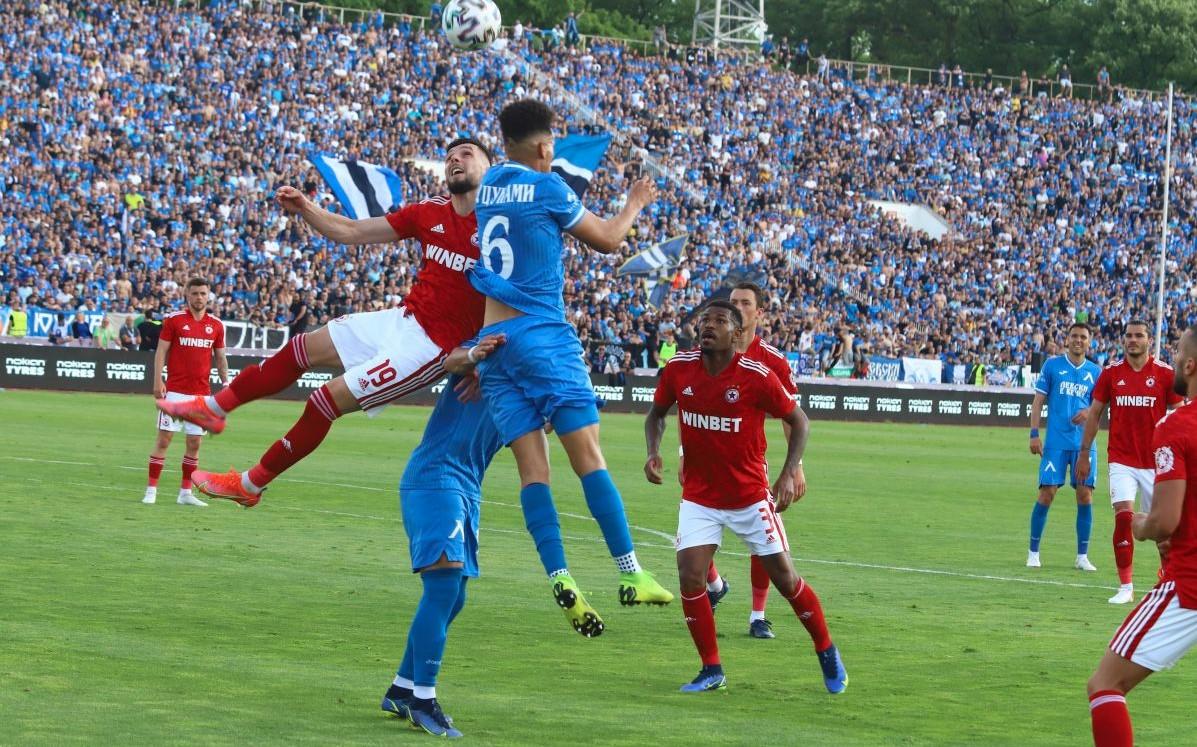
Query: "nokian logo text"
57 360 96 379
631 386 656 403
6 357 46 376
297 372 333 389
106 362 146 381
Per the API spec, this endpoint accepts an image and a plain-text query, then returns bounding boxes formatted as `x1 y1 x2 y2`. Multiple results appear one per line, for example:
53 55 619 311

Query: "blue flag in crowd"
551 133 612 198
617 234 688 277
312 153 404 219
645 271 673 308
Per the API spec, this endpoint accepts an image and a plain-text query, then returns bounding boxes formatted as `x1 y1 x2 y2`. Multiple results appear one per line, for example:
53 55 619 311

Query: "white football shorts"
1109 582 1197 671
327 307 447 417
675 496 790 557
157 391 206 436
1109 462 1155 511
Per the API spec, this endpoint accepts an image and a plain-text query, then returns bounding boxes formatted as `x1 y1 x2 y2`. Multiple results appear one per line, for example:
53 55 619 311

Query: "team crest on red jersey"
470 232 479 247
725 387 740 403
1156 445 1175 475
1147 377 1156 388
205 325 213 334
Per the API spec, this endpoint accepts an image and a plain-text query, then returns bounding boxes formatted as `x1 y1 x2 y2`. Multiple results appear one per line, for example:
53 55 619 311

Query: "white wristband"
467 346 480 364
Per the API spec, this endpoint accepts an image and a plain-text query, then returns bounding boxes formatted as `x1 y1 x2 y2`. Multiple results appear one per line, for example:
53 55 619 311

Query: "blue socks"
396 568 465 689
1077 503 1093 555
580 469 634 559
1029 502 1050 552
520 483 568 576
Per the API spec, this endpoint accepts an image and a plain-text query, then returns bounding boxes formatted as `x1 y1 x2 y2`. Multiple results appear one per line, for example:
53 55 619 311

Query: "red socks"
1114 510 1135 585
147 456 164 487
785 577 832 652
181 456 198 490
247 384 341 488
750 554 771 612
1089 690 1133 747
680 589 721 666
706 562 720 585
216 334 310 413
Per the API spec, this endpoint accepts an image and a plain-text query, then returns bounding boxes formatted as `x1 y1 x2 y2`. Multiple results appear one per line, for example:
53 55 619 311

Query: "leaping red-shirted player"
1077 320 1183 604
644 299 847 694
144 277 229 507
1085 324 1197 747
159 138 491 506
693 281 804 639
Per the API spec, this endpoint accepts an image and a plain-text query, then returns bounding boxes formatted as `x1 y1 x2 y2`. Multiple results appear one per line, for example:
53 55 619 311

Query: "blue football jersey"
400 375 505 496
1034 354 1102 450
469 161 586 320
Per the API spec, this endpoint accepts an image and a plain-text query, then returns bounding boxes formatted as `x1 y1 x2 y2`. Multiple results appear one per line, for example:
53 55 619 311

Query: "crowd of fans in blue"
2 0 1195 379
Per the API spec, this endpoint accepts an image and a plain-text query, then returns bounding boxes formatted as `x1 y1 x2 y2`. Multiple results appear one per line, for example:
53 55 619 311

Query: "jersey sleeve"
214 320 225 350
1153 413 1189 484
159 316 175 343
758 370 797 419
767 355 799 397
1165 369 1185 405
653 364 677 409
1034 365 1052 396
1092 368 1111 404
541 173 586 230
385 203 421 239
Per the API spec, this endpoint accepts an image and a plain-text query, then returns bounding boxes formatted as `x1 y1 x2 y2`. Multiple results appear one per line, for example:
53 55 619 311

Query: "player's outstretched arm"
644 403 670 484
567 176 658 254
443 334 507 375
773 405 811 511
275 186 397 245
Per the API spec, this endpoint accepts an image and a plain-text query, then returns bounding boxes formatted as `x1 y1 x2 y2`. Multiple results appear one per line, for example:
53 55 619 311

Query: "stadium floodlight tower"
691 0 768 49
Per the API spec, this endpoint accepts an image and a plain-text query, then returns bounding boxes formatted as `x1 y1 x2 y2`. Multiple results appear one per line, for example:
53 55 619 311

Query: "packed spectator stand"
2 0 1195 384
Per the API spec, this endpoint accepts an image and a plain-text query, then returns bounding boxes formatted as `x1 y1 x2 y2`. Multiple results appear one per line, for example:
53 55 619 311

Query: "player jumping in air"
466 98 673 608
644 300 847 693
698 281 804 639
1085 324 1197 747
1077 320 1183 604
159 139 492 504
144 277 228 507
1027 322 1102 571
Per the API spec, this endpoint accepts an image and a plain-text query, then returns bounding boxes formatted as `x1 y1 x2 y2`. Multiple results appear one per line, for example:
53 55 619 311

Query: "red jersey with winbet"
1093 357 1182 468
1153 401 1197 608
160 310 224 396
385 196 483 352
654 351 796 509
744 335 799 398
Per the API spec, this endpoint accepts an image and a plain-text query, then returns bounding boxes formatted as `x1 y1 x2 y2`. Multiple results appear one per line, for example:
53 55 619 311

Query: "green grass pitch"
0 389 1190 745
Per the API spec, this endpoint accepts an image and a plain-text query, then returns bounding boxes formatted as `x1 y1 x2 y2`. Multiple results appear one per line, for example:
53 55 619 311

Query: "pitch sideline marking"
8 456 1121 593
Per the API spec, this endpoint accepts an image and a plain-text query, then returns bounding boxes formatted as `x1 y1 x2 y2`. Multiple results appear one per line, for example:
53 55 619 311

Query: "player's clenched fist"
275 185 312 215
644 453 663 484
628 176 658 210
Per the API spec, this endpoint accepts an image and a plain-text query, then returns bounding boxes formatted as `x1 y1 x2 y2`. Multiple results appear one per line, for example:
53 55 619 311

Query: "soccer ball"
441 0 502 51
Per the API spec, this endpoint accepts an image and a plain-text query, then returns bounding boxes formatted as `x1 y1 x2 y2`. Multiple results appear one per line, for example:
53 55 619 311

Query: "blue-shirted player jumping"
467 98 673 614
1027 322 1102 571
380 334 602 738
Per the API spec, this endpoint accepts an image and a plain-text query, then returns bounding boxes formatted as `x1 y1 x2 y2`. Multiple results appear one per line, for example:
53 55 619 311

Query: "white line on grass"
12 458 1120 591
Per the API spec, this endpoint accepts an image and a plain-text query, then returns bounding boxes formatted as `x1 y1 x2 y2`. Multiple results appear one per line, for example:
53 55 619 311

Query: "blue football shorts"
400 488 481 577
1039 446 1098 489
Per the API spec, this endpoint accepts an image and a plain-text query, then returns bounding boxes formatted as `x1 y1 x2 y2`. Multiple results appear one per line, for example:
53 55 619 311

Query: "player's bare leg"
757 552 848 693
143 429 173 504
192 377 357 507
508 431 604 637
557 423 673 605
176 434 206 506
1074 485 1096 572
677 544 726 691
1086 650 1152 746
1110 498 1136 603
1027 485 1057 568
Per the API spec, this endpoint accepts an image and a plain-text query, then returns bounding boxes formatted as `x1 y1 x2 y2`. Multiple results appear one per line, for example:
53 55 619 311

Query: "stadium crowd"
2 0 1196 375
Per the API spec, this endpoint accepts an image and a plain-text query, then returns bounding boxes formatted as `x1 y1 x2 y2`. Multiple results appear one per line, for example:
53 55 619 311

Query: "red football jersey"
1152 400 1197 608
744 335 799 398
386 197 484 352
655 351 796 509
160 310 224 396
1093 358 1182 468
